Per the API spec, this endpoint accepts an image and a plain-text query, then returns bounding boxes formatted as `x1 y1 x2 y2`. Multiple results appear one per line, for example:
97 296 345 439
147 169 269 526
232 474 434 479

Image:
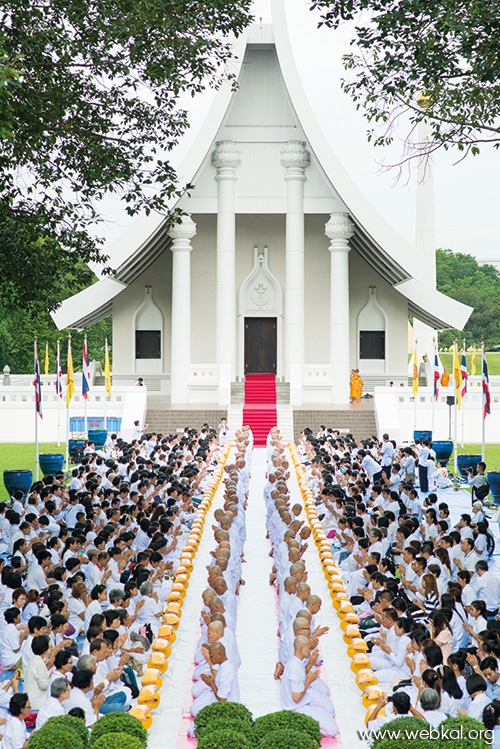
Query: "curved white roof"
52 2 472 333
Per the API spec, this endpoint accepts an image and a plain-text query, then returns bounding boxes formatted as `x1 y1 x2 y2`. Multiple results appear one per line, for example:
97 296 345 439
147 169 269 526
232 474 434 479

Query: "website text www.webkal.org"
357 724 494 744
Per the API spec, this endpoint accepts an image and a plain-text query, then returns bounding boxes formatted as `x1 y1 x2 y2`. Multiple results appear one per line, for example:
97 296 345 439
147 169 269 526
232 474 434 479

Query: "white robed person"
35 677 70 730
281 635 338 737
189 642 240 734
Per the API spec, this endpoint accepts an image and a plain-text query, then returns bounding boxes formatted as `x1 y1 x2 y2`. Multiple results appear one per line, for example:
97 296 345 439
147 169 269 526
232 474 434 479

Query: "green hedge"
90 713 147 747
196 729 252 749
194 702 254 732
369 716 491 748
28 725 86 749
43 715 89 745
258 728 317 749
194 717 255 740
92 732 145 749
253 711 322 746
436 717 490 748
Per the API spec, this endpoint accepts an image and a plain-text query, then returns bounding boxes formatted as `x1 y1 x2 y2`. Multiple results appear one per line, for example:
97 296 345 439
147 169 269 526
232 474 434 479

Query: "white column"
168 215 196 405
325 212 355 405
212 141 241 405
281 141 310 405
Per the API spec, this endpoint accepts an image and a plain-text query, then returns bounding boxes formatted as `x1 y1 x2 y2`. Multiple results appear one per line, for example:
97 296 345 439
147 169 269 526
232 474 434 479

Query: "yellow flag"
44 342 49 376
104 339 111 397
66 338 75 407
471 346 477 376
412 346 418 396
453 343 462 409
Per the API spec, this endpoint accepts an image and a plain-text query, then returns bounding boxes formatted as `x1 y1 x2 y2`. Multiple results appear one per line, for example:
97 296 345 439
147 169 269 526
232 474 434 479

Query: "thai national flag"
482 343 491 419
82 337 90 399
56 341 63 399
34 341 43 419
433 340 440 401
460 345 468 399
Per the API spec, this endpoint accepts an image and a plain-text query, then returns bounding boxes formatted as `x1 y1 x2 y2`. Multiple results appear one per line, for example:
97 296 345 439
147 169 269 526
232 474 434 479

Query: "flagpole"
431 337 436 435
461 338 466 448
453 341 458 475
413 340 418 434
34 338 39 482
66 334 72 472
481 337 486 462
57 340 61 447
104 341 108 433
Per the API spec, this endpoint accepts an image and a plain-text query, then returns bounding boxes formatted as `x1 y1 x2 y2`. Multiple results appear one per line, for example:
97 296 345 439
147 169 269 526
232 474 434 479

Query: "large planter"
88 429 107 449
457 454 482 479
68 439 85 463
414 430 432 442
433 440 454 466
38 453 65 477
3 469 33 499
487 472 500 505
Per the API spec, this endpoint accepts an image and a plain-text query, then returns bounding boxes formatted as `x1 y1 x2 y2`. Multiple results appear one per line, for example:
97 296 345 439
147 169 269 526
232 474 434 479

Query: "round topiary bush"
253 711 321 746
90 713 147 747
28 725 86 749
92 732 145 749
194 702 254 732
258 729 316 749
436 716 490 748
194 717 255 740
370 716 438 748
43 715 89 745
196 729 252 749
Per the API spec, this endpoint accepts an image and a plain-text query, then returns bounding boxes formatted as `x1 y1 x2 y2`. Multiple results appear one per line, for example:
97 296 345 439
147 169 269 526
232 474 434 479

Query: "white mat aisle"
237 447 281 716
286 448 368 749
148 460 230 748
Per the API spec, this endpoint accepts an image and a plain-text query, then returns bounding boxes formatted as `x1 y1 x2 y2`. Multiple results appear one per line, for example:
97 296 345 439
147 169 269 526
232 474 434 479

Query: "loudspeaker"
446 396 455 406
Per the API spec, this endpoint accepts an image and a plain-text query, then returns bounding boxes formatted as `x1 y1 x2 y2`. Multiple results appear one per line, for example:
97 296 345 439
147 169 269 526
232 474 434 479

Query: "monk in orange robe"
350 369 364 402
441 369 450 387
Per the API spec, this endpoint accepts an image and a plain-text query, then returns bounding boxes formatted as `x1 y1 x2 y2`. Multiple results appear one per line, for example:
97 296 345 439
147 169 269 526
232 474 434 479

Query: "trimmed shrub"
258 728 316 749
253 711 321 746
28 725 86 749
90 713 147 747
436 716 490 748
196 729 252 749
92 732 145 749
370 716 439 748
43 715 89 745
194 702 254 732
194 717 255 740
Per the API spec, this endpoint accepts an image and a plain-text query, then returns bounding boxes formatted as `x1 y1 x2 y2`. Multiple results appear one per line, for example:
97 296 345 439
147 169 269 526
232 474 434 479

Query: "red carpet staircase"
242 374 277 446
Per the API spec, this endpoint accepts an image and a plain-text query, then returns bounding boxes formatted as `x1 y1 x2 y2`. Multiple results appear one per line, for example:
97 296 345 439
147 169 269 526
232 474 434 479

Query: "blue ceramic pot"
457 454 482 479
487 472 500 505
38 453 65 477
433 441 454 466
3 469 33 499
88 429 107 448
414 430 432 442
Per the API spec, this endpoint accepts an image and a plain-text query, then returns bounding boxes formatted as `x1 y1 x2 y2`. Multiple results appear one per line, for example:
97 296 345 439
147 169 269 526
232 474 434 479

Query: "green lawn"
0 442 64 502
408 352 500 375
457 443 500 472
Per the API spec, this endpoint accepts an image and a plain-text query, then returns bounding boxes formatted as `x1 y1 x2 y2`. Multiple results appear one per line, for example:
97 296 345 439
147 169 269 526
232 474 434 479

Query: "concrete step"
144 409 228 435
293 409 377 442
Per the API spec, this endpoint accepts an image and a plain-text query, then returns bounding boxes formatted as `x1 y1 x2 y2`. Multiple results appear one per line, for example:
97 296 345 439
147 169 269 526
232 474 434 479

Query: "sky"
95 0 500 265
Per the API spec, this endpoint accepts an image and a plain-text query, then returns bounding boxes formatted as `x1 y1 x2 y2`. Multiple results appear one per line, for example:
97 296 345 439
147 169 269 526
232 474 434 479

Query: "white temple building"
53 0 472 422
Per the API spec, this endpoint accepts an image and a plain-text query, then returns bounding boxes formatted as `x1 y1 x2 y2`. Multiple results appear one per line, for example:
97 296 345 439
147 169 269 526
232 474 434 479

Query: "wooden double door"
244 317 277 374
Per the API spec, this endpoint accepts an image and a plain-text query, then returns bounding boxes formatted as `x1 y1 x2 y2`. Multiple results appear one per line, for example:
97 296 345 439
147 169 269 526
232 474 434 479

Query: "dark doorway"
359 330 385 360
244 317 277 374
136 330 161 359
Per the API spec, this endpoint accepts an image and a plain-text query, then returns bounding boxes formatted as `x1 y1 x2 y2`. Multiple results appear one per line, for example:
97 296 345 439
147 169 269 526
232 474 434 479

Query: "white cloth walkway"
237 447 281 716
287 448 367 748
148 461 230 749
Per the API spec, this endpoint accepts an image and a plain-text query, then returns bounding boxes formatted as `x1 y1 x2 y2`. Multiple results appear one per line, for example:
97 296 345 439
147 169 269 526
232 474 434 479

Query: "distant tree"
0 0 253 314
436 248 500 349
310 0 500 168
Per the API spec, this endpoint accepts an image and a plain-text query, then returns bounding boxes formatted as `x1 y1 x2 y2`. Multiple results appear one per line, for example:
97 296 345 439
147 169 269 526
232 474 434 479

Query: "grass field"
0 442 63 502
1 440 498 502
439 352 500 376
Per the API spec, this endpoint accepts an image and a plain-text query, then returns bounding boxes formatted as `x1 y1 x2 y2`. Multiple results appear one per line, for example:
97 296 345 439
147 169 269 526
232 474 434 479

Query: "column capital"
280 141 310 179
212 140 241 179
168 214 196 251
325 212 355 251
